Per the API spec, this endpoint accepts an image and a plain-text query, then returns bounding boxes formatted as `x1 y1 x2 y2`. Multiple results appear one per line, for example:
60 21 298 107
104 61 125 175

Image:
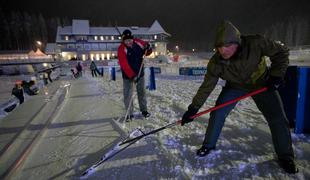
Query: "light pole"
36 41 42 46
36 41 42 50
175 45 179 53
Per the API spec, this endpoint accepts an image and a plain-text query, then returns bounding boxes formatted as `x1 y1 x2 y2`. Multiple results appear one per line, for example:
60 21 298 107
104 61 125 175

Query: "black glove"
181 106 199 126
266 76 284 91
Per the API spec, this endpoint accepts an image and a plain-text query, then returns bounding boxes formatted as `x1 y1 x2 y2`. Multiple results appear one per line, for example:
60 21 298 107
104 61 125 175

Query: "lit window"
155 43 158 47
96 54 100 60
94 36 98 40
100 36 104 40
112 53 115 57
118 36 121 40
90 54 94 60
101 54 105 60
154 35 157 40
65 36 69 41
107 54 110 60
82 54 86 61
105 36 109 40
111 36 114 40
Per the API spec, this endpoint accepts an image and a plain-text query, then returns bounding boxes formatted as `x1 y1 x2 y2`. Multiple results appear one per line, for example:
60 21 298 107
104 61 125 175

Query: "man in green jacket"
181 21 298 174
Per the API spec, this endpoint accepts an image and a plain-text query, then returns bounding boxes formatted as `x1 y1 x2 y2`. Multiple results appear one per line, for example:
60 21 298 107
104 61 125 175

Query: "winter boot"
278 159 299 174
142 111 150 118
196 145 215 157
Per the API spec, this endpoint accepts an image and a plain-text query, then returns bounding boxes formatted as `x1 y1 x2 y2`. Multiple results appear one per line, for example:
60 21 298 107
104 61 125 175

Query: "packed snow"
2 69 309 180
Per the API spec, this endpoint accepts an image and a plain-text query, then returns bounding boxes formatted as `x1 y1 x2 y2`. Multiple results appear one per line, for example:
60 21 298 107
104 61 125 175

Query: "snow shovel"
119 87 268 145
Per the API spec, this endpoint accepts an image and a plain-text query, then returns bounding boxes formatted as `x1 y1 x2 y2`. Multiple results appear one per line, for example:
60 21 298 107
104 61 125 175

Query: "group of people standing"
116 20 298 174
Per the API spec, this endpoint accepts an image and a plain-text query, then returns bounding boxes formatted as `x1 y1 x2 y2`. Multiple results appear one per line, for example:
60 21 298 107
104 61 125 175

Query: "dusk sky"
1 0 310 50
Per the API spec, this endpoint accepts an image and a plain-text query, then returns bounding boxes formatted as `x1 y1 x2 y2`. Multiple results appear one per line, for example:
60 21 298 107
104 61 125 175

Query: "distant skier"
117 29 152 120
90 61 98 77
11 80 24 104
181 21 298 174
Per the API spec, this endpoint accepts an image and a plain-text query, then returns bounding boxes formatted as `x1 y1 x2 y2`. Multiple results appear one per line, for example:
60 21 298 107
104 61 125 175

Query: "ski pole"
120 87 267 145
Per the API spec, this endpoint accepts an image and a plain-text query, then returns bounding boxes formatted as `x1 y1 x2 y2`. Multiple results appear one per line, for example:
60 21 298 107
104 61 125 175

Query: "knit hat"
214 21 241 47
122 29 133 41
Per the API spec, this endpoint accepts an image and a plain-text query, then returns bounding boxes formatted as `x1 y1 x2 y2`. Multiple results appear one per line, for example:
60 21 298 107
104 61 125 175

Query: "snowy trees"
264 16 310 47
0 9 65 51
0 8 13 50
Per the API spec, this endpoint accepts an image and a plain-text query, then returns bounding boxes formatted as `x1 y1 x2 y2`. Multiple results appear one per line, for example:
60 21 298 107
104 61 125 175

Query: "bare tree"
265 16 310 47
0 8 13 50
10 11 23 50
285 18 295 46
295 17 308 46
47 17 61 43
38 13 48 50
22 12 33 49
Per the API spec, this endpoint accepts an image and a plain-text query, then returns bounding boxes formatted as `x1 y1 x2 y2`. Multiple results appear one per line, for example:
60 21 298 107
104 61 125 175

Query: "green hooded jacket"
190 21 289 110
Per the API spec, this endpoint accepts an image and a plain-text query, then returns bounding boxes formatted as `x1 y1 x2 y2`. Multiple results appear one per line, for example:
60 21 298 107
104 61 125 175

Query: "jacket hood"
214 21 241 47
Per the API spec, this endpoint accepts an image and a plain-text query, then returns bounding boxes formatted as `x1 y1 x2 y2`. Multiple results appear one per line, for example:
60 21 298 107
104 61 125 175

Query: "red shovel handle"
177 87 268 124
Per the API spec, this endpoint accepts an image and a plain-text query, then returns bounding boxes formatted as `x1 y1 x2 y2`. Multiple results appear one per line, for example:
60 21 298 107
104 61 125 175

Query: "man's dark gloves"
266 76 285 91
181 106 199 126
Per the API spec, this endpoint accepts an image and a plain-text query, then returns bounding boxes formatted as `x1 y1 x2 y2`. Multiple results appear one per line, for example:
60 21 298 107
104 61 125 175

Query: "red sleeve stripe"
117 44 136 78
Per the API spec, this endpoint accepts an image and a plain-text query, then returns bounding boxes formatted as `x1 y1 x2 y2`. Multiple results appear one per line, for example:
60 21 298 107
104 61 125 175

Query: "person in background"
22 80 39 95
46 69 53 83
43 73 49 85
181 20 298 174
76 62 83 77
90 61 98 77
117 29 152 120
12 80 24 104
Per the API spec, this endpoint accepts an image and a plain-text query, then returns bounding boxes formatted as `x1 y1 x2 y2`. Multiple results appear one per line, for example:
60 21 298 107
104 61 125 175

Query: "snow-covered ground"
2 70 310 180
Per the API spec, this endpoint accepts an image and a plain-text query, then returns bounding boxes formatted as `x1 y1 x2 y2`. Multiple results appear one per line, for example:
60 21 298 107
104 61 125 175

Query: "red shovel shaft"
177 87 268 124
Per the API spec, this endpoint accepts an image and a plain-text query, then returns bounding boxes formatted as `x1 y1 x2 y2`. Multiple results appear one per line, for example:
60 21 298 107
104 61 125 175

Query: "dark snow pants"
91 70 97 77
122 76 147 115
203 87 295 161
